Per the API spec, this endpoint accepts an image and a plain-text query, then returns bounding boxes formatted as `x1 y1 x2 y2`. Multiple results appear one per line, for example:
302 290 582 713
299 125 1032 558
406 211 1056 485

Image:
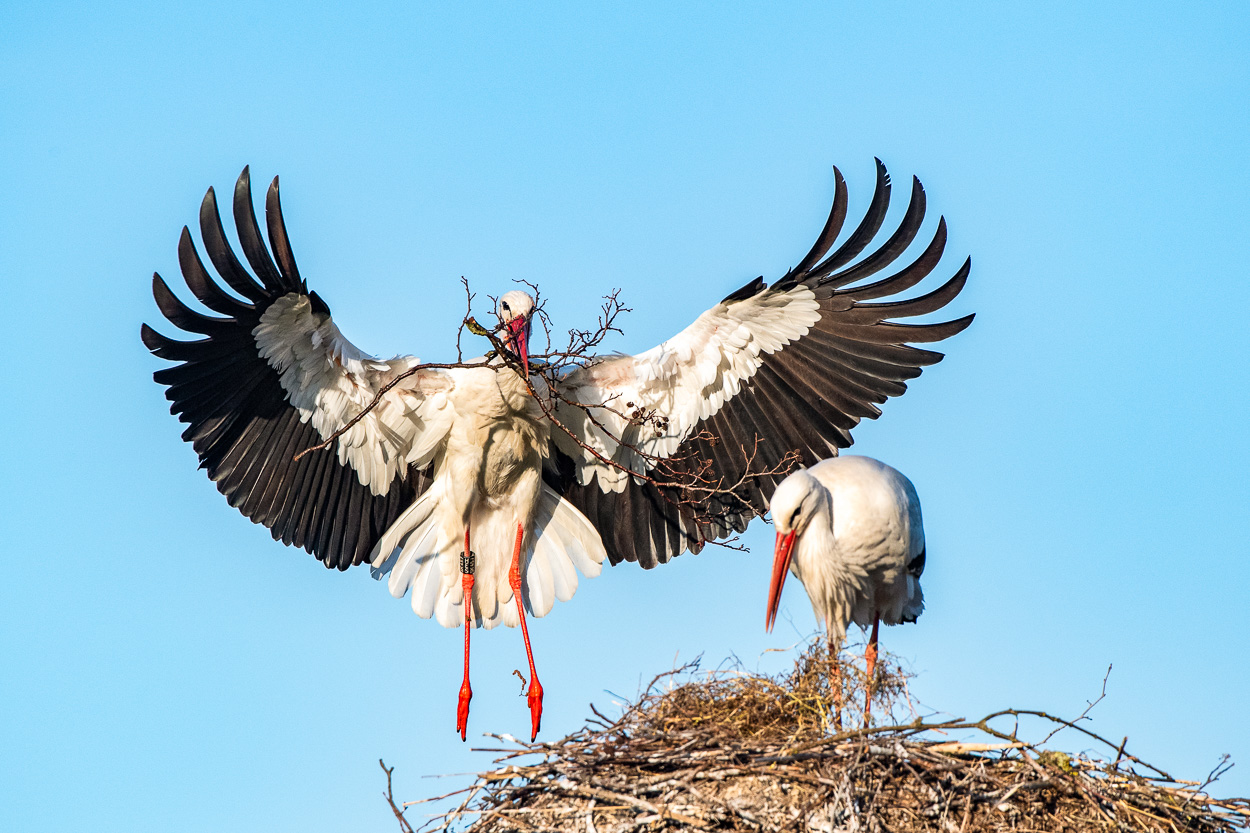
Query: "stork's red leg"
456 526 475 741
509 523 543 741
827 635 844 732
864 613 880 722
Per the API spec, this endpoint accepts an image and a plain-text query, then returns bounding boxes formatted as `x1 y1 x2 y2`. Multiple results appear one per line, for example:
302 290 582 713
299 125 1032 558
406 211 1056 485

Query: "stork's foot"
526 676 544 741
456 679 473 741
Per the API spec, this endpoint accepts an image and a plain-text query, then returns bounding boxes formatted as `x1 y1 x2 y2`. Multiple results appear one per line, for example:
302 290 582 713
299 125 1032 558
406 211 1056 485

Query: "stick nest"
398 642 1249 832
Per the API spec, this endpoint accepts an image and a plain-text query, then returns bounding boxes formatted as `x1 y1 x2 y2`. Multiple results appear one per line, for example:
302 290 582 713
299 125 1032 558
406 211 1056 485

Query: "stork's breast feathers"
253 293 455 496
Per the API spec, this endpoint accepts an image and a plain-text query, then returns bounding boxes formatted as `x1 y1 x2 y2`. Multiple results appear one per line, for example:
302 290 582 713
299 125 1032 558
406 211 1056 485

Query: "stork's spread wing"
546 160 973 568
142 168 454 569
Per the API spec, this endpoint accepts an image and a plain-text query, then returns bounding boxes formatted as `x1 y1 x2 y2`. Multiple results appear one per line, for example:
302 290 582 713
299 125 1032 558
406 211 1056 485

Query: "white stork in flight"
142 161 972 741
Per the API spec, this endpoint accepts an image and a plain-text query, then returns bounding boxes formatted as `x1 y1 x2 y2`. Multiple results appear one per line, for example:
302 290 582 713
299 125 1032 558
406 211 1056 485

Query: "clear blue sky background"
2 2 1247 831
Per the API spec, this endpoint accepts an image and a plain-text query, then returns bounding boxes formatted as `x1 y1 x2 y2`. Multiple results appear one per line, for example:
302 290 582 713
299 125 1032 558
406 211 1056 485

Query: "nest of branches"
389 641 1249 833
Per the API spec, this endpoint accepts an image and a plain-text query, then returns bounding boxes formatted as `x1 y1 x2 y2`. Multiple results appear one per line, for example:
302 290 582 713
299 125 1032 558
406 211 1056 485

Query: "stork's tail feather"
899 574 925 624
369 485 606 629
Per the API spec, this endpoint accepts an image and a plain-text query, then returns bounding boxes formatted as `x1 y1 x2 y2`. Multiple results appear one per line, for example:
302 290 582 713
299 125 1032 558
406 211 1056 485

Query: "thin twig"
380 759 416 833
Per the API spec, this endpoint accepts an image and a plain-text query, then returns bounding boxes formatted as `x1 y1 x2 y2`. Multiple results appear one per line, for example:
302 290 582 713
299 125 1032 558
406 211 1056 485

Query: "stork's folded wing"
142 168 452 569
547 160 973 568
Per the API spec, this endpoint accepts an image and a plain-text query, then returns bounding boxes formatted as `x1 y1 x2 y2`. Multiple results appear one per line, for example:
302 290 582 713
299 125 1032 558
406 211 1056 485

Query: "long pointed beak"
765 530 797 633
506 316 530 373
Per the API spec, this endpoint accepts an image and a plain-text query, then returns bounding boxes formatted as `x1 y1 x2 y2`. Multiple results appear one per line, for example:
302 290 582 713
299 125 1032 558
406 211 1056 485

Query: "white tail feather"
533 487 606 579
525 539 557 618
411 552 443 618
530 515 583 603
369 482 608 629
369 488 438 582
387 518 441 599
547 542 578 603
434 570 462 628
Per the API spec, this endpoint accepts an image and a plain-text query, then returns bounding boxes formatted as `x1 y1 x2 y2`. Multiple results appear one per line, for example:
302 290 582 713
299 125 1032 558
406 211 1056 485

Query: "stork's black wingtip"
309 290 332 316
139 322 161 352
950 312 976 334
721 276 767 303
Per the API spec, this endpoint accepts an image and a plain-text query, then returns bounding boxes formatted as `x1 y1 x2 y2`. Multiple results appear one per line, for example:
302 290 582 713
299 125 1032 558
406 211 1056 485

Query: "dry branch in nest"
392 642 1249 833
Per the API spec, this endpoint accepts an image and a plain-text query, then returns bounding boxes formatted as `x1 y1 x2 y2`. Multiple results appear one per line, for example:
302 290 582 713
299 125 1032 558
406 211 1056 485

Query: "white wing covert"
553 285 821 492
253 293 455 495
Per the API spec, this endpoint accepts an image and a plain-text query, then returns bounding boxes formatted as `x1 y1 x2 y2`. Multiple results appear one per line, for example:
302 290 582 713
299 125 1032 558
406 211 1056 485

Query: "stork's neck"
790 482 859 643
793 483 837 568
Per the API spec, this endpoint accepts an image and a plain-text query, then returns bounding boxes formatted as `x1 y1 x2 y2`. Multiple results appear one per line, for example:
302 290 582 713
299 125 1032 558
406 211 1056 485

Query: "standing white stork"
765 456 925 718
142 161 971 741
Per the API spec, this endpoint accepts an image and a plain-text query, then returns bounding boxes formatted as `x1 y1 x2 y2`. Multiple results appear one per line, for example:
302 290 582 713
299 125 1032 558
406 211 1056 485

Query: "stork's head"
765 468 826 633
497 290 535 371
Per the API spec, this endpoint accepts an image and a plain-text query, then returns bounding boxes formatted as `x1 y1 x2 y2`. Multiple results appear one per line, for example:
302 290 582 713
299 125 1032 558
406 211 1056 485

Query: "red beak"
765 530 797 633
506 316 530 373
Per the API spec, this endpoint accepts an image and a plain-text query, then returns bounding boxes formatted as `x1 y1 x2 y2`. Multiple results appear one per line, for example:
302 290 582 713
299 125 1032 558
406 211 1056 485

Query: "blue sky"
2 2 1248 831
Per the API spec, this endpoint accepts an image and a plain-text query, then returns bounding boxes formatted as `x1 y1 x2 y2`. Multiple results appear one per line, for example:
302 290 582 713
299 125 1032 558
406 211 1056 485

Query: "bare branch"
292 278 798 545
455 276 474 364
290 359 483 464
1038 663 1111 746
379 759 416 833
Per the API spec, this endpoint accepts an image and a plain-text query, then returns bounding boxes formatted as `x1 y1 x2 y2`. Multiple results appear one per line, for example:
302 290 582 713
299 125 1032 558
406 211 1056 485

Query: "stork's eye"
501 301 511 313
790 508 801 526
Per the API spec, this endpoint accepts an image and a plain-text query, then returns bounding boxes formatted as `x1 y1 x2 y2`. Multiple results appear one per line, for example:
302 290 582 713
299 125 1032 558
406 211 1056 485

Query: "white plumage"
554 284 823 492
143 162 971 742
256 290 601 633
766 456 926 690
